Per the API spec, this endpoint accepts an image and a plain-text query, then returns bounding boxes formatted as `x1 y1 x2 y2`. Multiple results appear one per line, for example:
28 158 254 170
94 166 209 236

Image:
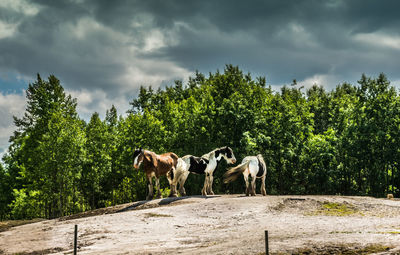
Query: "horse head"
216 146 236 164
133 148 159 169
133 148 144 169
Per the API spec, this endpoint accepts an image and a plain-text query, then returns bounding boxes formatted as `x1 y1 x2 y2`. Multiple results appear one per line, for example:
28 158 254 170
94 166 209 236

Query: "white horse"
223 154 267 196
173 146 236 196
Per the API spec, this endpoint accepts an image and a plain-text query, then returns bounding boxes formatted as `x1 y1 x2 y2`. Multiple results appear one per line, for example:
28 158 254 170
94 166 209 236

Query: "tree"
307 85 331 134
0 163 12 219
354 73 398 196
6 74 85 219
82 112 111 209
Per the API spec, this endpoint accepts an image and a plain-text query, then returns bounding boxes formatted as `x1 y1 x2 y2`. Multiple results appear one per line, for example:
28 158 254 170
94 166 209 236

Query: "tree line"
1 65 399 220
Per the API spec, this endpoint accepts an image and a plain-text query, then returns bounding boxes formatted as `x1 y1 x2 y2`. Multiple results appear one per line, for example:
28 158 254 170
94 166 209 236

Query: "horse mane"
143 150 158 168
201 146 227 160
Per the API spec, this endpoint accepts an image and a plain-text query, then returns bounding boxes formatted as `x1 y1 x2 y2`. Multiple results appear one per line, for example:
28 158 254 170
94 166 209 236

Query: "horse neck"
144 149 155 155
143 150 157 163
208 150 223 165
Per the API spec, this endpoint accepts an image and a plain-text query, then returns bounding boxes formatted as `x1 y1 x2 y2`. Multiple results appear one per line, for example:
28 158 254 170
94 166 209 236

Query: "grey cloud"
134 0 400 86
1 5 129 95
1 0 400 96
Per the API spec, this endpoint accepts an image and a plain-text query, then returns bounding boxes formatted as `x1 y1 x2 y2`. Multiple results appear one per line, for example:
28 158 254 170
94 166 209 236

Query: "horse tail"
176 158 186 172
256 154 267 176
170 152 179 168
174 158 188 182
223 161 250 184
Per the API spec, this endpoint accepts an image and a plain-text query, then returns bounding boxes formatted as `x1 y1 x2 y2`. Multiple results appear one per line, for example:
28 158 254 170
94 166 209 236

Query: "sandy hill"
1 195 400 254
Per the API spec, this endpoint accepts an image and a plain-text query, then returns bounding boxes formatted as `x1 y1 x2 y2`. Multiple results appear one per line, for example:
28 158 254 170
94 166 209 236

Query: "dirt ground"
1 195 400 255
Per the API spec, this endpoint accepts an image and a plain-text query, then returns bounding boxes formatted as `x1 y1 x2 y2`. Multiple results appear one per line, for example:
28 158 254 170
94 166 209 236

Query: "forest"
1 65 399 220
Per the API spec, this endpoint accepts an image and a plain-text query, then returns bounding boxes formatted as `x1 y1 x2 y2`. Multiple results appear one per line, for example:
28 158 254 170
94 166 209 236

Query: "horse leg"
250 174 256 196
202 173 209 196
261 175 267 196
166 170 173 185
178 171 189 196
167 169 178 197
155 177 161 199
208 174 215 195
146 175 153 200
244 173 250 196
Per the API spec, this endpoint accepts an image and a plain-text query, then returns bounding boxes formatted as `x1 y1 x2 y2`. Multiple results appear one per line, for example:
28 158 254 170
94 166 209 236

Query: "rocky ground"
1 195 400 254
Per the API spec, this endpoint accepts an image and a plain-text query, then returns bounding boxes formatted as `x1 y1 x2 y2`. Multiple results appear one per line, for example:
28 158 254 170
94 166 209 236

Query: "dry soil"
1 195 400 254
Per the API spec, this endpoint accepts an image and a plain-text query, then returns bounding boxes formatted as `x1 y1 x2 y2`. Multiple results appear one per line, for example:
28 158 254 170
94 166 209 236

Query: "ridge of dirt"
59 195 202 221
0 218 45 233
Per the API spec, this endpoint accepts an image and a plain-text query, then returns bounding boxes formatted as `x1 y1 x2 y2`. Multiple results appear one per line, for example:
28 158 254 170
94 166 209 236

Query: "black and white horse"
173 146 236 196
223 154 267 196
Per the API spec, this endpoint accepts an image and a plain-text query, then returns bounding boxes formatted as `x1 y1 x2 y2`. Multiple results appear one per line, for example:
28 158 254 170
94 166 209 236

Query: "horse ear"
215 150 220 158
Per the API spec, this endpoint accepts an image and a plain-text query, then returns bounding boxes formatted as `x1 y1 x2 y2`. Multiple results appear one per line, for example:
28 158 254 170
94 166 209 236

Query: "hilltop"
1 195 400 254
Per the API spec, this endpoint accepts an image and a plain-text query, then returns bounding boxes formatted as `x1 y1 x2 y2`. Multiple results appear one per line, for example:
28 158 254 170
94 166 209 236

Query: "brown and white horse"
173 147 236 196
223 154 267 196
133 148 179 200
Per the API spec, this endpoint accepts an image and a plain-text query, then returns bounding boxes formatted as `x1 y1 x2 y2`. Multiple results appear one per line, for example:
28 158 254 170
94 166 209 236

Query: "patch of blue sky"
0 73 28 94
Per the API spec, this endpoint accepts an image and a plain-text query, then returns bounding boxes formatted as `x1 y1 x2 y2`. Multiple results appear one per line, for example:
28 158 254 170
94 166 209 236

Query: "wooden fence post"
74 225 78 255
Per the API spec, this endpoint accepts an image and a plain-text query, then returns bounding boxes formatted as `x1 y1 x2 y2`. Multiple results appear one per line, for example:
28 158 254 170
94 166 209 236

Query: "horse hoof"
169 194 178 197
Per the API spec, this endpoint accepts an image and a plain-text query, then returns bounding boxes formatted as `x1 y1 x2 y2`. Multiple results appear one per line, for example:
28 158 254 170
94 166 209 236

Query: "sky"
1 0 400 158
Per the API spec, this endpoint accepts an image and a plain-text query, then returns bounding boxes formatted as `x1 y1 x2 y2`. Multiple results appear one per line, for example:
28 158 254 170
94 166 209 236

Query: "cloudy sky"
1 0 400 157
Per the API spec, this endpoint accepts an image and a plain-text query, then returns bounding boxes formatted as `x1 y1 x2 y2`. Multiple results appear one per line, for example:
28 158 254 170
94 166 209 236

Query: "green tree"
6 74 85 219
301 129 338 194
0 163 12 219
307 85 331 134
354 74 398 196
82 112 111 209
329 83 359 195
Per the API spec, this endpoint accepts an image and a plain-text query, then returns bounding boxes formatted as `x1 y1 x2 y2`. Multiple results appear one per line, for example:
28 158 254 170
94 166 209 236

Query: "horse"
133 148 179 200
173 146 236 196
223 154 267 196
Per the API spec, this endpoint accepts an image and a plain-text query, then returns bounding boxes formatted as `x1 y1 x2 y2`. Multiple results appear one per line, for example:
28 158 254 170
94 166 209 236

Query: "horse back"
159 152 179 168
188 156 209 174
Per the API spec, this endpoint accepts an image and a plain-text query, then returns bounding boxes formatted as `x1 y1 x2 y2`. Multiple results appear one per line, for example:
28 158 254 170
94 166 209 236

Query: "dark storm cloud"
131 0 400 85
0 0 127 93
1 0 400 95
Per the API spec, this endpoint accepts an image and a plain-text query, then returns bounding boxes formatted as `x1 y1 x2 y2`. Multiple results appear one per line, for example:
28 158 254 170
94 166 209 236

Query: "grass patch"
0 218 45 232
143 212 173 218
277 244 393 255
377 231 400 235
329 231 357 234
306 202 362 217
